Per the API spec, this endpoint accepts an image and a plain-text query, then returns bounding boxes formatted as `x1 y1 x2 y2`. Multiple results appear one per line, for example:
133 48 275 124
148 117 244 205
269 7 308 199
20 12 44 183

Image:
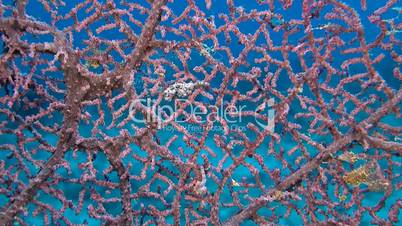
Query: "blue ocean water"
0 0 401 225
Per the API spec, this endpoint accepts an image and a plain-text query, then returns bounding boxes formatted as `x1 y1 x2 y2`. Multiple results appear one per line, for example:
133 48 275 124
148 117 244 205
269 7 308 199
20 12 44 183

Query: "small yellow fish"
85 60 101 69
339 195 347 201
343 161 379 186
231 178 240 187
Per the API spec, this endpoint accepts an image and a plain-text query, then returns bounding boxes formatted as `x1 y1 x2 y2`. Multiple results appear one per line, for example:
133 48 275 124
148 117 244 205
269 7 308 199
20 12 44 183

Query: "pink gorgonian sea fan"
0 0 401 225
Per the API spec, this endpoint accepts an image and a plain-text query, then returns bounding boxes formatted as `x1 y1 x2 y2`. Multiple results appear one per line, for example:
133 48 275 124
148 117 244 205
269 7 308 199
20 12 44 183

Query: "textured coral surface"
0 0 401 225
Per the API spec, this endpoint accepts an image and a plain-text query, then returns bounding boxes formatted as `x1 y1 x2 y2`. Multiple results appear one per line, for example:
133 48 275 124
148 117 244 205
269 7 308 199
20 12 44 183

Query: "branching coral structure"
0 0 401 225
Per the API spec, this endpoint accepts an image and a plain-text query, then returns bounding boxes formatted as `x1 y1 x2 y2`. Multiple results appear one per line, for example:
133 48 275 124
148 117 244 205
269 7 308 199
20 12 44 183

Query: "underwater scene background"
0 0 401 225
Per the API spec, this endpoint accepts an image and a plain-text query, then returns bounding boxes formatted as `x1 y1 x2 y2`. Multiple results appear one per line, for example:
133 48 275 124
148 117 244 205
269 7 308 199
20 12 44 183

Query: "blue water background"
0 0 401 225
